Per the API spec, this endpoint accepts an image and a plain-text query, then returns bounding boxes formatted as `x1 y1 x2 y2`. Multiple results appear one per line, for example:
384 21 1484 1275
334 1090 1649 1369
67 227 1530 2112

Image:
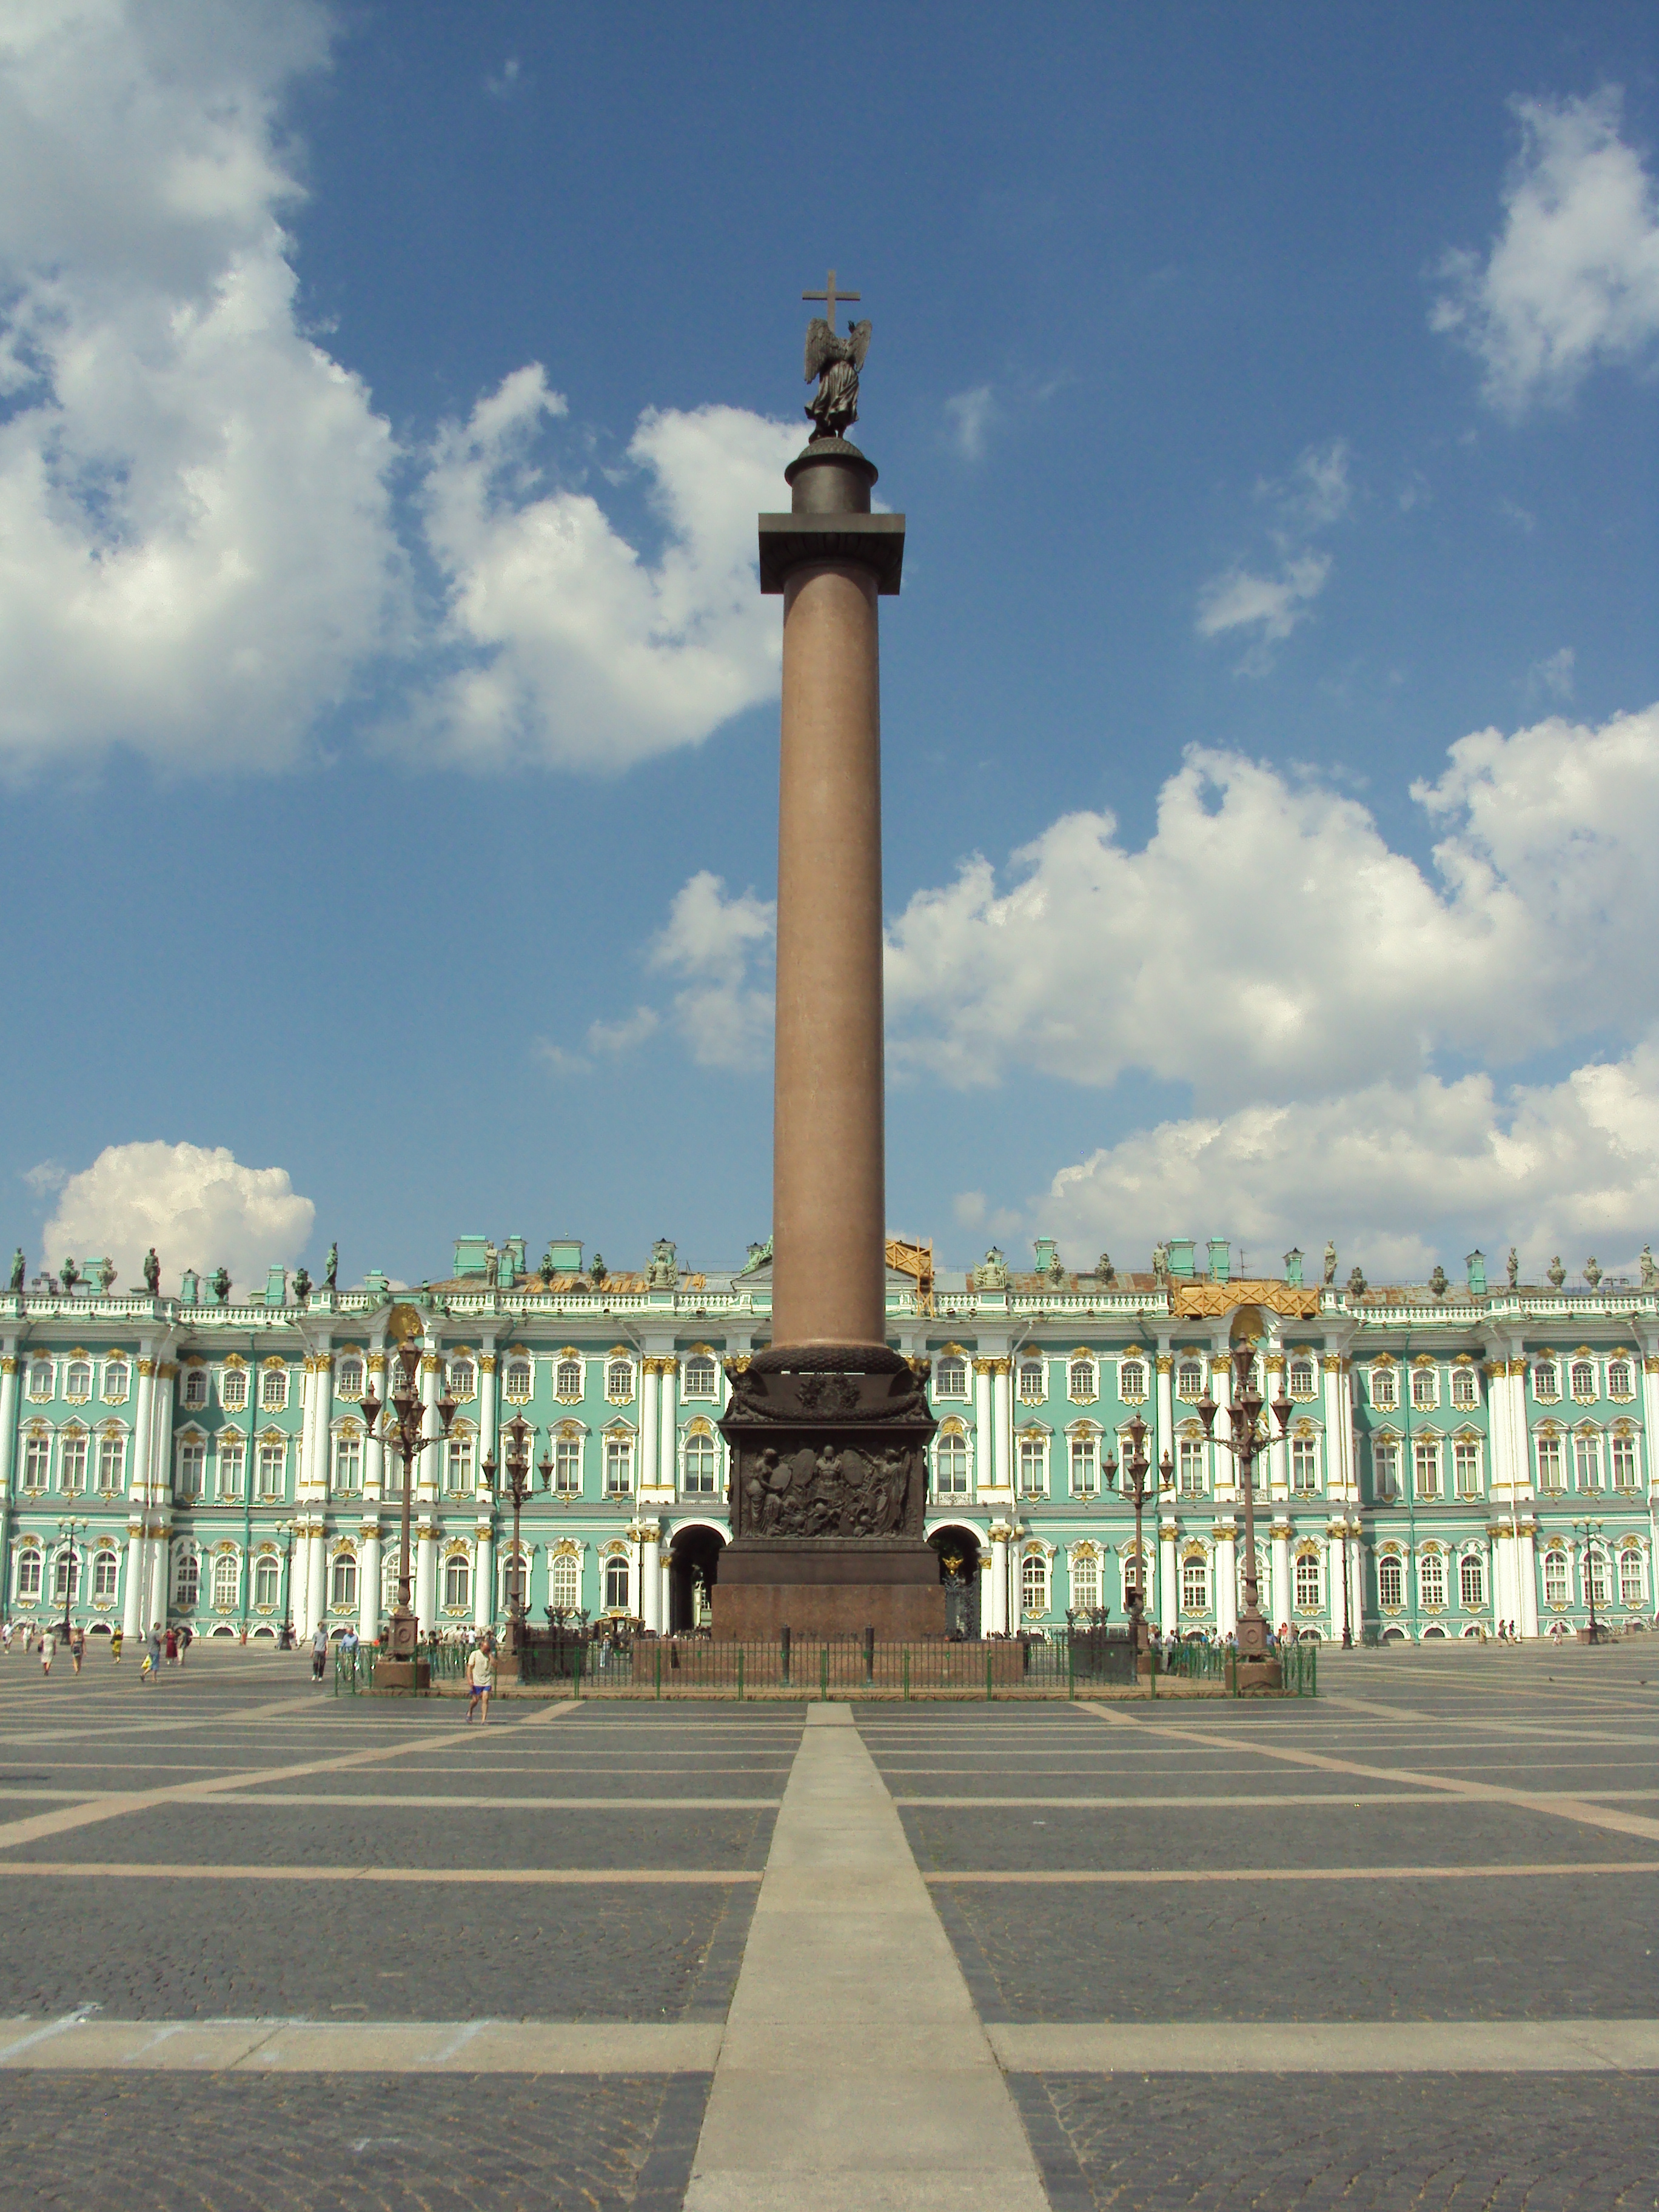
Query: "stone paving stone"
931 1876 1659 2022
0 1878 757 2021
1008 2071 1659 2211
10 1803 777 1869
0 2071 709 2210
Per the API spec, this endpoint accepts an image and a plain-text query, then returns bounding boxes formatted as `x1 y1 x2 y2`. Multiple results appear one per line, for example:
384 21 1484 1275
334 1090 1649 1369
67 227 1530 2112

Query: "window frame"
1020 1550 1050 1620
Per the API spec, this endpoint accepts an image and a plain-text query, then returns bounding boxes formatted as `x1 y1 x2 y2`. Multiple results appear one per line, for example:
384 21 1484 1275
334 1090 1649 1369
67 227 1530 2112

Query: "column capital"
479 1353 497 1373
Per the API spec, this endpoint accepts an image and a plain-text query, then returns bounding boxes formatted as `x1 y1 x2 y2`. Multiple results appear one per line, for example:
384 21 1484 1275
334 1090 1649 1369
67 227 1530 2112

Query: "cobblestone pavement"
1009 2072 1659 2211
0 2072 709 2211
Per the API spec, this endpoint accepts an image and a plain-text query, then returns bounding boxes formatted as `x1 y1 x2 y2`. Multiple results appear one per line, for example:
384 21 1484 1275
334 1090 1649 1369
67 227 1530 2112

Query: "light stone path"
682 1703 1048 2212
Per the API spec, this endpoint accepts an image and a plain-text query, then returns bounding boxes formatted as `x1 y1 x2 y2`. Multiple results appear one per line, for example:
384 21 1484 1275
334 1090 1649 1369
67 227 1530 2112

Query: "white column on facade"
640 1361 661 1488
473 1526 492 1629
993 1358 1013 1493
987 1523 1009 1635
1215 1524 1237 1637
1347 1520 1364 1634
148 1524 169 1627
1271 1520 1292 1632
1159 1515 1178 1635
660 1553 672 1631
1154 1349 1174 1486
640 1520 662 1632
306 1527 327 1637
1517 1518 1540 1638
1327 1525 1349 1642
659 1359 677 1495
0 1350 18 1503
414 1345 441 1634
129 1355 157 1510
122 1529 146 1637
1321 1357 1347 1501
478 1346 499 1478
359 1526 381 1641
366 1352 387 1498
973 1360 993 1493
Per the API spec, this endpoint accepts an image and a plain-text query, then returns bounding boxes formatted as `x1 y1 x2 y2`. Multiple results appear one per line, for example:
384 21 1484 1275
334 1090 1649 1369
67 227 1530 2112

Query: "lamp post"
1573 1516 1606 1640
1194 1341 1294 1660
1337 1516 1355 1649
359 1339 457 1674
488 1410 548 1663
56 1515 89 1641
273 1518 298 1647
1102 1415 1173 1654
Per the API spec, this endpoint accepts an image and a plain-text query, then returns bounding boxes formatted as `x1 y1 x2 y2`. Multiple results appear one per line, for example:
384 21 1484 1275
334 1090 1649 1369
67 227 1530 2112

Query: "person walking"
311 1621 329 1681
177 1621 191 1666
466 1635 494 1723
70 1624 84 1676
41 1629 55 1677
149 1623 163 1674
110 1624 123 1664
164 1626 178 1666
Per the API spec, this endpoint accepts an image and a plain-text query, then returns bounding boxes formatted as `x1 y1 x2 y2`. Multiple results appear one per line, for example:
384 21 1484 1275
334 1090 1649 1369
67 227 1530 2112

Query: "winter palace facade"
2 1234 1655 1647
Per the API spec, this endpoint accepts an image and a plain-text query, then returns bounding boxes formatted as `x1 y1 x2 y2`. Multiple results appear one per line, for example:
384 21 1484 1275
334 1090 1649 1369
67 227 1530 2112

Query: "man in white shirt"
466 1637 494 1723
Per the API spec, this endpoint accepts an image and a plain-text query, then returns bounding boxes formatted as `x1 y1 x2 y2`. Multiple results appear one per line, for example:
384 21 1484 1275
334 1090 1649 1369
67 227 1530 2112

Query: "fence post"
780 1626 791 1687
737 1647 745 1702
1148 1638 1157 1700
863 1625 874 1686
985 1647 993 1703
1067 1634 1076 1700
574 1643 583 1700
820 1642 829 1701
655 1644 662 1700
902 1649 910 1701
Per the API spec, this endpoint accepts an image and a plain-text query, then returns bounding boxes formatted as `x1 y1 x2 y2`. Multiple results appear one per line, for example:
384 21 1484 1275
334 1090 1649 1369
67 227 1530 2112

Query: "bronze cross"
802 268 860 333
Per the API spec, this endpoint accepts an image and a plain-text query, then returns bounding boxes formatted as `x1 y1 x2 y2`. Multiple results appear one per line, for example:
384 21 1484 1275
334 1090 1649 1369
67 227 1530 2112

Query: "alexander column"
714 274 943 1638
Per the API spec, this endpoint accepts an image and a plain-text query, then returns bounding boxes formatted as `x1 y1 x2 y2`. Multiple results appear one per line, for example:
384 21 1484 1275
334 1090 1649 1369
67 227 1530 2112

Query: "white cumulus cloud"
36 1139 315 1293
414 373 801 771
1196 440 1350 671
1433 88 1659 414
0 0 404 770
648 870 775 1071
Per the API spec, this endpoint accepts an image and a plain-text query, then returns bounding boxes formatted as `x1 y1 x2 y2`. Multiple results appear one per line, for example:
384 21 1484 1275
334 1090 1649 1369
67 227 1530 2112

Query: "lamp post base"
1236 1610 1270 1659
385 1605 418 1662
372 1657 430 1692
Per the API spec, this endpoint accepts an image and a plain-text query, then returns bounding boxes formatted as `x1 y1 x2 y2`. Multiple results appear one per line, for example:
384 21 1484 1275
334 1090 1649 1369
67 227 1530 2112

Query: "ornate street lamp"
359 1339 457 1670
1194 1341 1294 1660
1102 1415 1173 1653
1573 1516 1606 1641
273 1518 299 1647
56 1515 89 1641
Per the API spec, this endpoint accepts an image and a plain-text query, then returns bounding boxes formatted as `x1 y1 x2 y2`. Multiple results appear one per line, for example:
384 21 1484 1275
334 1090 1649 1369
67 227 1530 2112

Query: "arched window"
64 1361 93 1400
1419 1552 1446 1609
1459 1553 1484 1607
1533 1361 1558 1401
604 1555 631 1612
683 1354 718 1399
52 1547 76 1603
177 1438 205 1499
16 1549 42 1600
337 1356 364 1399
506 1358 532 1400
60 1429 88 1493
182 1367 207 1407
1119 1360 1146 1401
1574 1433 1602 1491
1295 1554 1321 1610
934 1354 967 1398
1612 1432 1639 1489
1020 1552 1049 1618
606 1359 633 1402
1412 1366 1437 1410
1017 1359 1046 1403
1535 1433 1564 1491
1068 1358 1095 1402
333 1432 363 1494
1291 1437 1319 1492
1181 1557 1207 1612
1620 1548 1645 1607
93 1550 119 1601
1570 1360 1596 1400
1372 1439 1399 1501
211 1555 238 1610
176 1553 200 1607
330 1555 358 1608
1378 1555 1403 1608
254 1556 281 1609
97 1431 126 1492
1178 1436 1205 1494
261 1367 288 1412
102 1361 129 1402
683 1432 717 1495
1586 1548 1609 1609
551 1552 580 1610
1370 1364 1396 1410
1068 1434 1098 1495
1450 1366 1477 1409
1290 1358 1315 1398
1608 1359 1633 1398
27 1360 53 1401
1543 1549 1569 1606
1070 1553 1099 1611
934 1433 968 1498
446 1359 475 1401
221 1366 247 1411
1177 1359 1204 1399
553 1433 583 1494
555 1357 583 1398
443 1555 471 1609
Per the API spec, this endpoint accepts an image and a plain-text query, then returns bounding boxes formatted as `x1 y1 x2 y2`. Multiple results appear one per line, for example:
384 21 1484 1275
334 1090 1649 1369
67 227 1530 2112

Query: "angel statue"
804 313 872 442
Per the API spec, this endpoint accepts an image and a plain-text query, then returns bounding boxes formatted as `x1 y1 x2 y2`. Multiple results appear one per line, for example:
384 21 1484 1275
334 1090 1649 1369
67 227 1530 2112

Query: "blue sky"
3 0 1658 1294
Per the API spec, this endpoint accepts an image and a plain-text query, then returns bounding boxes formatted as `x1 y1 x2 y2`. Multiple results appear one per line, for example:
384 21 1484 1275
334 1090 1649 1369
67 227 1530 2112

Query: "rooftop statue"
802 269 871 443
142 1248 161 1296
1643 1245 1657 1289
1323 1239 1338 1285
974 1245 1008 1290
324 1242 338 1292
8 1247 23 1293
1507 1246 1519 1288
646 1238 679 1290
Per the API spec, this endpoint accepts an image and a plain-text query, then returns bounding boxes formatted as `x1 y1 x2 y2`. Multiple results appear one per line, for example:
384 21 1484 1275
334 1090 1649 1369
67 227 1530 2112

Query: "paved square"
0 1639 1655 2207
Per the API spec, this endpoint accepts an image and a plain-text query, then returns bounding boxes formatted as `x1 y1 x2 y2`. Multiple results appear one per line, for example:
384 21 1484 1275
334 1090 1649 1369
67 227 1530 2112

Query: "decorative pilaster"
365 1352 387 1500
1158 1513 1178 1636
478 1350 498 1486
0 1352 18 1503
473 1524 493 1630
1271 1517 1293 1630
636 1520 663 1632
991 1358 1013 1494
1326 1521 1349 1642
359 1523 381 1642
986 1520 1011 1636
1213 1519 1238 1637
416 1517 438 1633
640 1359 662 1488
659 1358 676 1495
1154 1352 1174 1489
973 1359 993 1490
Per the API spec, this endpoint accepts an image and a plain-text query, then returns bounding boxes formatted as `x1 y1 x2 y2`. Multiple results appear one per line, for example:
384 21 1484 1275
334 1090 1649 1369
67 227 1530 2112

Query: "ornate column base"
714 1345 943 1639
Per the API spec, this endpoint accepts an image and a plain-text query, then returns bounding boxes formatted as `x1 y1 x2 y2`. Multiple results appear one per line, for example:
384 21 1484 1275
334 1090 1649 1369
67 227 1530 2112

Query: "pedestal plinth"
714 1344 943 1640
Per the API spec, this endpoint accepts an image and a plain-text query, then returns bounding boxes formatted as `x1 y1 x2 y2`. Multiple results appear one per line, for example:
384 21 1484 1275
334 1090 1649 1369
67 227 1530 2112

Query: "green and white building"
2 1235 1654 1645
